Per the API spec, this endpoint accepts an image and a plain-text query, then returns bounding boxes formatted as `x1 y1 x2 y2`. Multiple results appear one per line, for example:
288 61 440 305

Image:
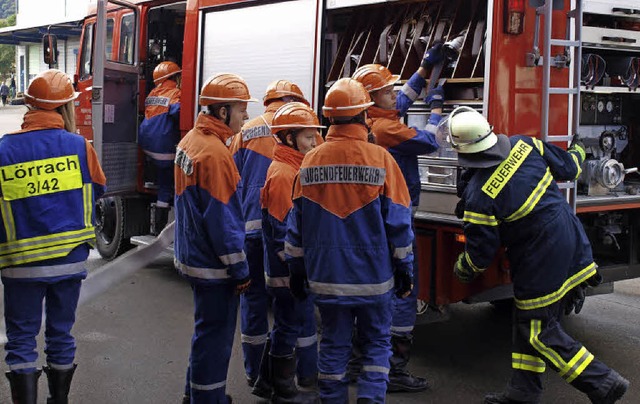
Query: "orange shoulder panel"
370 117 417 150
85 140 106 185
239 114 276 158
261 161 297 222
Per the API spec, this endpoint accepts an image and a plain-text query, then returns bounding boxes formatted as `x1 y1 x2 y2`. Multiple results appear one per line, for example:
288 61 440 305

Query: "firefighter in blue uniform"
286 78 415 403
446 107 629 404
175 73 254 404
352 44 443 392
138 61 181 235
229 80 310 388
0 69 106 403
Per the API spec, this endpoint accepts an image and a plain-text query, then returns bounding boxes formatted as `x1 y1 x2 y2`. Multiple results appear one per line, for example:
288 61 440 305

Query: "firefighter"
138 61 181 235
229 80 311 388
351 43 444 392
0 69 106 403
175 73 254 404
446 106 629 404
286 78 415 403
257 102 324 402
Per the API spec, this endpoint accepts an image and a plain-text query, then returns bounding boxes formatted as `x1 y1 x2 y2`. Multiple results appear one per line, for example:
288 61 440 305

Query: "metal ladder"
529 0 583 211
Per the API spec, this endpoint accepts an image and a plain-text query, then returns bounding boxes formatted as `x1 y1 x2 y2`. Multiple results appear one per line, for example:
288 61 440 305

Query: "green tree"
0 14 15 78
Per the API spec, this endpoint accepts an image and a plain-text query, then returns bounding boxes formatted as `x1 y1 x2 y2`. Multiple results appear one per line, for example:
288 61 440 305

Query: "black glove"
570 134 585 152
564 283 587 315
455 199 465 219
394 269 413 298
289 267 309 301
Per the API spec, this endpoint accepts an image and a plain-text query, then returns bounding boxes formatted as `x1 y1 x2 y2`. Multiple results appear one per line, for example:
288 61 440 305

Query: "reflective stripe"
512 353 546 373
464 252 484 273
425 123 438 134
318 372 345 381
174 259 230 280
218 251 246 266
559 346 594 383
245 219 262 232
482 140 533 199
190 380 226 391
284 242 304 258
83 184 93 227
144 150 176 161
296 334 318 348
241 333 268 345
463 211 499 226
9 362 38 371
0 198 15 242
362 365 389 374
401 83 419 101
47 362 76 370
265 274 290 288
0 238 94 268
309 277 394 297
532 138 545 156
505 168 553 222
571 153 583 179
391 325 414 334
572 144 586 162
1 261 85 279
0 227 95 255
515 263 597 310
393 244 413 259
530 319 567 371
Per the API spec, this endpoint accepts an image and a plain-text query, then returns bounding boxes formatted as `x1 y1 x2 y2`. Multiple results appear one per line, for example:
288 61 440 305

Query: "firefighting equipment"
153 61 181 84
24 69 78 110
581 53 606 90
270 102 325 134
289 266 309 301
437 106 496 154
388 334 429 392
44 364 76 404
198 73 258 105
352 64 400 92
564 283 587 315
420 43 444 69
6 369 41 404
425 85 444 109
453 252 476 283
264 80 309 106
322 78 374 118
394 269 413 298
270 355 319 403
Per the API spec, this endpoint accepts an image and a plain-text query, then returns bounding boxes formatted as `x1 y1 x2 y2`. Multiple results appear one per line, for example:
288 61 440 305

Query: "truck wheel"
95 196 132 260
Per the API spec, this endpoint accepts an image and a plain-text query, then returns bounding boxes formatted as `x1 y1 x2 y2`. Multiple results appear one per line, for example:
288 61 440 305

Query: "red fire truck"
50 0 640 319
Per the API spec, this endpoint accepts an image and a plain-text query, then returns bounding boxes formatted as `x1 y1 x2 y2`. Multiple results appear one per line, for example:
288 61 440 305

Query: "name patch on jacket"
300 165 386 186
175 147 193 176
242 125 272 142
0 156 83 200
482 140 532 199
145 96 170 107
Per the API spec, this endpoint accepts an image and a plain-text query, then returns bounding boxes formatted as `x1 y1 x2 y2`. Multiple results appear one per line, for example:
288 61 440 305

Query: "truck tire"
95 196 132 260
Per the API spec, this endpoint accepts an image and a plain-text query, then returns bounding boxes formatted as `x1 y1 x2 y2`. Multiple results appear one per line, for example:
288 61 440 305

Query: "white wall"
17 0 91 26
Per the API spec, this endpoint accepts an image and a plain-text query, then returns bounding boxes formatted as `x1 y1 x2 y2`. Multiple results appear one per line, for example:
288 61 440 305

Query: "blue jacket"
0 110 106 280
285 123 414 306
138 80 181 166
461 135 597 310
174 113 249 285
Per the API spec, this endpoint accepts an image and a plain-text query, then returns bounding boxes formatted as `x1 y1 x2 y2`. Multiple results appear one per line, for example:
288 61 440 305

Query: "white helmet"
437 106 497 154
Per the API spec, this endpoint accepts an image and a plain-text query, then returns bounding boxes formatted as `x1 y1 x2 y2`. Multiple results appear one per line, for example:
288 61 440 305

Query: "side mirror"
43 34 58 66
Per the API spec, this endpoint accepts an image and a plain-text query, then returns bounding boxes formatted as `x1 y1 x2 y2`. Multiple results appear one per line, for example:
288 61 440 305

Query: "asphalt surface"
0 105 639 403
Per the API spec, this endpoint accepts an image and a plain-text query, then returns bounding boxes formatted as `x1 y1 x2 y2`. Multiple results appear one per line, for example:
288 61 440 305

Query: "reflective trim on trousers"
241 333 268 345
47 362 76 370
296 334 318 348
391 325 414 334
174 259 230 280
9 362 38 371
1 261 86 279
245 220 262 232
362 365 389 374
512 353 546 373
309 277 394 297
284 242 304 258
265 274 290 288
144 150 176 161
190 380 226 391
218 251 246 266
318 372 345 381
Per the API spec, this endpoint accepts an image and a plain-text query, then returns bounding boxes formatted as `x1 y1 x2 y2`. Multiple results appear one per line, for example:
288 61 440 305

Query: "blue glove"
289 265 309 301
421 43 444 69
453 252 476 284
394 268 413 298
425 85 444 109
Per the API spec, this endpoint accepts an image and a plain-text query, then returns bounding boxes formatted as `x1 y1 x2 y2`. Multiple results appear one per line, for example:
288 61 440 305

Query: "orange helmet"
352 64 400 92
25 69 78 110
322 78 374 118
153 61 181 84
199 73 258 106
263 80 309 106
270 102 325 134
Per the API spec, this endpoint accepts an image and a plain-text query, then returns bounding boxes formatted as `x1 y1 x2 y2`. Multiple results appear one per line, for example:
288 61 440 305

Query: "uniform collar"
195 112 234 143
367 105 399 120
325 123 369 142
273 143 304 170
12 109 65 134
158 80 178 90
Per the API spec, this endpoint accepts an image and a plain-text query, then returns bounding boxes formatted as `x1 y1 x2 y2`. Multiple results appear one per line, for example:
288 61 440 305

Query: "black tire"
95 196 132 260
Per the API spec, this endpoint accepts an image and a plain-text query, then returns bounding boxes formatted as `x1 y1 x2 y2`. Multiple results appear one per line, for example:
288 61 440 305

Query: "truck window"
79 23 94 80
106 19 114 60
118 13 135 64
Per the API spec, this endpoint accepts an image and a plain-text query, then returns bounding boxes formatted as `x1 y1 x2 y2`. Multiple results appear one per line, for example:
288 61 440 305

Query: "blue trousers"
2 276 82 374
188 282 238 403
268 287 317 380
391 237 418 337
240 237 270 379
154 160 175 205
317 300 392 403
507 298 618 402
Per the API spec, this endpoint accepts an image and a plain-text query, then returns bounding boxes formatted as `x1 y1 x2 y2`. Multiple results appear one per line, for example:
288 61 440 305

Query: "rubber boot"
251 337 273 399
43 364 77 404
387 334 429 393
588 370 629 404
483 392 539 404
151 204 170 236
5 370 42 404
271 355 319 404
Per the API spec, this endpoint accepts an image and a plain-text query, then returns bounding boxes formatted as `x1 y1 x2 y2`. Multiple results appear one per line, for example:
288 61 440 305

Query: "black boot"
43 364 77 404
5 370 41 404
387 334 428 392
356 399 376 404
588 370 629 404
251 338 273 399
484 392 539 404
151 204 170 236
271 355 319 404
181 394 189 404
